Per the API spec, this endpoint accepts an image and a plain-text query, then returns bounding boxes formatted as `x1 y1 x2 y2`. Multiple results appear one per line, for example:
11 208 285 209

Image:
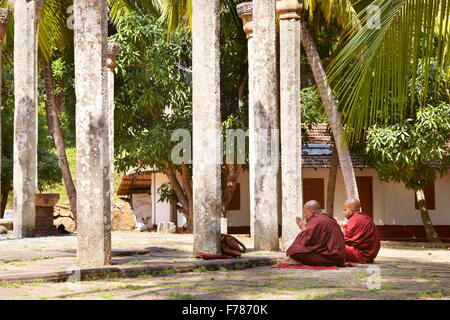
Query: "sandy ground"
0 232 449 300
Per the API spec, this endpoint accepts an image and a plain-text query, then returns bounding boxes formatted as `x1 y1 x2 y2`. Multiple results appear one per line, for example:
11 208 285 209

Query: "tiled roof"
301 124 449 168
302 154 366 168
302 124 367 168
117 170 154 196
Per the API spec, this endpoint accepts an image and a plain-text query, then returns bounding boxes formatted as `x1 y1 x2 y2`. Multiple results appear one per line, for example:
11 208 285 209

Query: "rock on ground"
112 201 136 231
0 225 7 234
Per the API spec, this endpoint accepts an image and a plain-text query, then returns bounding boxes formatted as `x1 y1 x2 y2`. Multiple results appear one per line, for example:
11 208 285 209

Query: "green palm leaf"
327 0 450 142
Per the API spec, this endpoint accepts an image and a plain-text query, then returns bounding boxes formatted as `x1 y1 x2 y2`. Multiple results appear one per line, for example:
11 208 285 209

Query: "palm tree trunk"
300 20 359 200
0 187 9 219
43 61 77 222
165 163 192 232
326 141 339 216
221 164 242 218
416 189 441 243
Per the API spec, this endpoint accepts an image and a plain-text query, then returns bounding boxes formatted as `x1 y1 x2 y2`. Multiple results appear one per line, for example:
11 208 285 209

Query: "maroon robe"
344 213 380 263
286 213 346 267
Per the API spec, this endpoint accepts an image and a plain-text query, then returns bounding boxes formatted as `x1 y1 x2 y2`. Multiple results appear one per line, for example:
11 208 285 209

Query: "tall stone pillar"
106 43 120 219
74 0 111 266
277 0 302 241
237 2 255 239
192 0 222 254
252 0 280 251
0 9 11 209
13 0 44 238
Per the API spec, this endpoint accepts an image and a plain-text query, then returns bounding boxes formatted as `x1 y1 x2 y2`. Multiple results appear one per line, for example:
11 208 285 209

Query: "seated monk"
342 199 381 264
280 200 346 267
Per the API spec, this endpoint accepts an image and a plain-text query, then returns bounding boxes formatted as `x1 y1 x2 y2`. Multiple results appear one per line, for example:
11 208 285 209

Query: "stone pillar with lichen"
237 2 256 239
13 0 44 238
0 8 11 214
106 43 120 222
252 0 280 251
74 0 111 266
192 0 222 254
277 0 303 241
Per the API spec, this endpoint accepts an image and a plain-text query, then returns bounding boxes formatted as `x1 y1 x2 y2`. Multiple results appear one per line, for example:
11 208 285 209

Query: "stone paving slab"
1 232 449 292
0 232 281 284
0 256 278 284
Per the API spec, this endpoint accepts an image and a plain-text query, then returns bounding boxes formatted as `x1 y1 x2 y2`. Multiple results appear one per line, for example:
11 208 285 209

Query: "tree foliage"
366 103 450 191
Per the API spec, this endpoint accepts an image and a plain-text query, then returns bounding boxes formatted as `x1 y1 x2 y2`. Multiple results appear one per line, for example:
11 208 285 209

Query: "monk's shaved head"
345 198 361 211
343 198 361 219
304 200 322 213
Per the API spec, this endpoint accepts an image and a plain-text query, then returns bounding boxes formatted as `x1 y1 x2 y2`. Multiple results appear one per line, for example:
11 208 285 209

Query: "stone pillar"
237 2 255 239
74 0 111 266
106 43 120 220
277 0 302 241
192 0 222 254
13 0 44 238
0 9 11 212
252 0 280 251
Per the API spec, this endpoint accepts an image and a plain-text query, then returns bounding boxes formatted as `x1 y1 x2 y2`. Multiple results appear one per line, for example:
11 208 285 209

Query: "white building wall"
383 172 450 225
226 169 450 227
149 169 450 229
225 172 251 227
151 172 187 228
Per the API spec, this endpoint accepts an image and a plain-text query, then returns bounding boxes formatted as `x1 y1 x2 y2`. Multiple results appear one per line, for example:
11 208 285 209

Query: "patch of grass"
233 264 247 270
296 292 328 300
98 292 116 300
84 270 119 281
419 284 445 298
193 266 208 273
14 292 30 297
127 260 147 265
383 263 400 268
116 284 148 291
124 269 153 279
419 289 444 298
247 294 263 299
27 280 46 287
327 289 347 298
0 259 19 265
382 282 401 290
201 286 232 294
166 292 198 300
11 262 27 267
420 273 438 279
39 296 49 300
0 282 22 288
166 248 189 252
219 267 229 272
158 268 177 276
173 284 198 290
30 256 54 262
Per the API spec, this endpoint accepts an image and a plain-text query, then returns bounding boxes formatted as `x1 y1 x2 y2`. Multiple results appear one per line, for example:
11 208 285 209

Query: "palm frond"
108 0 162 24
327 0 450 143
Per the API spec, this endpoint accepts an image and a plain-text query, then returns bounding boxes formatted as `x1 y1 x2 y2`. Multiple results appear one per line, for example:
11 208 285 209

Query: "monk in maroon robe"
342 199 381 264
280 200 346 267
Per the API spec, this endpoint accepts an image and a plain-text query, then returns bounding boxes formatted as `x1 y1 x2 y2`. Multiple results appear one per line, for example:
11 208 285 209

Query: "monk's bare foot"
279 257 301 265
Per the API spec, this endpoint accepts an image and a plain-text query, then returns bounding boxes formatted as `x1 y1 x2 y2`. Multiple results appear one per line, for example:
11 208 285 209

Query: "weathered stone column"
277 0 302 241
252 0 280 251
237 2 255 239
74 0 111 266
0 9 11 211
106 43 120 219
192 0 222 254
13 0 44 238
